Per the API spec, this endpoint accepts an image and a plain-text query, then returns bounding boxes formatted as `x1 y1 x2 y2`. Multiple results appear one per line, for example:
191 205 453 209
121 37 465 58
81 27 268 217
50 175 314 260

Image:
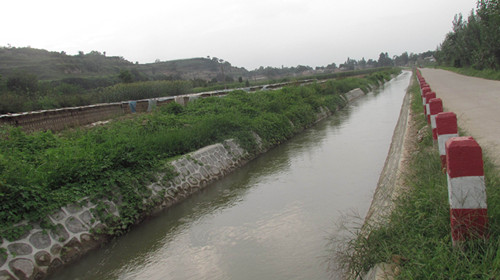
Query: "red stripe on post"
424 92 436 121
429 98 443 140
450 208 488 241
446 136 484 178
436 112 459 169
429 98 443 116
436 112 458 135
421 86 431 96
446 137 488 246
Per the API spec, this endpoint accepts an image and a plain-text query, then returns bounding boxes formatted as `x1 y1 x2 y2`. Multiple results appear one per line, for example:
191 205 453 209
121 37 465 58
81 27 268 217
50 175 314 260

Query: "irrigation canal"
49 71 411 280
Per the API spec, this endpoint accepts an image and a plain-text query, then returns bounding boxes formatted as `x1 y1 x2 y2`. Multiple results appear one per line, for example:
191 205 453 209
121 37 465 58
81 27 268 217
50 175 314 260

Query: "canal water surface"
49 71 411 280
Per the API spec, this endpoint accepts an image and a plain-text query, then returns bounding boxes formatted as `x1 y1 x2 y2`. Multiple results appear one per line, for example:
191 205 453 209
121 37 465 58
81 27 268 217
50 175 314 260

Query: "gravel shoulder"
420 68 500 167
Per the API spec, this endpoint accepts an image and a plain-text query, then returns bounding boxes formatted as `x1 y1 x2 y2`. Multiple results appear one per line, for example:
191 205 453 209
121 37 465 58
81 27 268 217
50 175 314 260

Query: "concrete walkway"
420 68 500 167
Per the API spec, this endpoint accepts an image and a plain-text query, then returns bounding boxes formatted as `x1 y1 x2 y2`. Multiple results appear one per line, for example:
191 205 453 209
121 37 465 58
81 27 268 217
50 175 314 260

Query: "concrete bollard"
424 91 436 119
446 137 488 246
420 83 428 95
429 98 443 139
436 112 459 169
421 86 431 100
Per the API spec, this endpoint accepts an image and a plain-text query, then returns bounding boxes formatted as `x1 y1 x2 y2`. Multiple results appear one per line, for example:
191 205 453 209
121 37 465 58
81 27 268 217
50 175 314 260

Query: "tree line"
436 0 500 69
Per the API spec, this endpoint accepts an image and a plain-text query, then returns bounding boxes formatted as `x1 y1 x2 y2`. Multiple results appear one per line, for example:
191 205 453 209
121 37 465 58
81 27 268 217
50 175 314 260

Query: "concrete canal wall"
0 81 308 133
0 138 251 280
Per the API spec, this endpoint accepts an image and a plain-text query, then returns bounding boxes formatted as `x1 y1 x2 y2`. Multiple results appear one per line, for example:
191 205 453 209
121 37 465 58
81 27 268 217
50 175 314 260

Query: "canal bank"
0 71 407 280
358 72 415 280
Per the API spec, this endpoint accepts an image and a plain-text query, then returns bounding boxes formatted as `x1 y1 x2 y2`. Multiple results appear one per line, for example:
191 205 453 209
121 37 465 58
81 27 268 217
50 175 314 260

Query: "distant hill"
136 57 249 81
0 47 249 82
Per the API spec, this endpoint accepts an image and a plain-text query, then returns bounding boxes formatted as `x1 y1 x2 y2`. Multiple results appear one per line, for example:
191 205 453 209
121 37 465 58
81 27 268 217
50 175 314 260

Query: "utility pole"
219 59 226 89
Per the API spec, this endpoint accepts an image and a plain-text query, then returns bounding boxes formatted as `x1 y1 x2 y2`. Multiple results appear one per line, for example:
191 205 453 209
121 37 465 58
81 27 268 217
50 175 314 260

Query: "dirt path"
420 68 500 167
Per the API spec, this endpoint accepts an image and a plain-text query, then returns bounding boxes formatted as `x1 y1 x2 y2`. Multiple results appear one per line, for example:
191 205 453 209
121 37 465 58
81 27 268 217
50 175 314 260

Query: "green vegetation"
437 66 500 81
0 77 194 113
436 0 500 70
0 46 425 115
0 68 400 241
0 59 396 114
337 73 500 279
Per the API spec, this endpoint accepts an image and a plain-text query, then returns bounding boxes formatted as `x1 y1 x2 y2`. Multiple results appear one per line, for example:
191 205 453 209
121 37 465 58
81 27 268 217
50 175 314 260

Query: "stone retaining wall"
0 139 249 280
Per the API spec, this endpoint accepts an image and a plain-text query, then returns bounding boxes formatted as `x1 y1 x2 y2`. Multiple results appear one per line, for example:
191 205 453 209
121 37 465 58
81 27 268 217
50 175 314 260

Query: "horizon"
2 0 477 70
0 44 432 72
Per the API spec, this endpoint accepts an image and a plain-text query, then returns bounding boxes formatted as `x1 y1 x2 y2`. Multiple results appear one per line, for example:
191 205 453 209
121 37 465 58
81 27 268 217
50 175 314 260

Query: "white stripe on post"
424 91 436 122
429 98 443 140
436 112 458 169
446 136 488 246
421 87 431 105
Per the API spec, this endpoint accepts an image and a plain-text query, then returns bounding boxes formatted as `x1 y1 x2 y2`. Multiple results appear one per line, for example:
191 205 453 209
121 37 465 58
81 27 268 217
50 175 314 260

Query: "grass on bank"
336 72 500 279
0 68 401 242
437 66 500 81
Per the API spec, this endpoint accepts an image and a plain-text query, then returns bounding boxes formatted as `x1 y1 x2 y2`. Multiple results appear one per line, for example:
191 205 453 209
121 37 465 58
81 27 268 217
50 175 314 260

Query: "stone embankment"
0 138 250 280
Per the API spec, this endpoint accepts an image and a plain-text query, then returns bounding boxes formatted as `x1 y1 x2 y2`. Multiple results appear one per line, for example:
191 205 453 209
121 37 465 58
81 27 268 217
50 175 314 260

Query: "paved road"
420 68 500 167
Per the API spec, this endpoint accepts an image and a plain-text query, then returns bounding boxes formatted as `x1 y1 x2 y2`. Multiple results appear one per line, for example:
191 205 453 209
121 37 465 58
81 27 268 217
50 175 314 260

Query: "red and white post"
424 91 436 121
446 137 488 246
436 112 458 169
421 87 431 102
429 98 443 140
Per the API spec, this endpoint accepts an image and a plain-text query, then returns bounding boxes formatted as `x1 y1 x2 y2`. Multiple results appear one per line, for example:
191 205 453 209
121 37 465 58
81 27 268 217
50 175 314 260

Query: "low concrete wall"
0 80 307 133
344 88 366 102
0 103 126 133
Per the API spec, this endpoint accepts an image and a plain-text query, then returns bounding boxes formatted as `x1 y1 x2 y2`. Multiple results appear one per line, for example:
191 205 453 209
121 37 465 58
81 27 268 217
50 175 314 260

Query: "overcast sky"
2 0 477 70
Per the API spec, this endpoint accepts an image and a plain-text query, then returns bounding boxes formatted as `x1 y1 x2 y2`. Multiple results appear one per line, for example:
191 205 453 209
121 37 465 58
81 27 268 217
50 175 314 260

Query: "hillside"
136 57 249 81
0 47 248 82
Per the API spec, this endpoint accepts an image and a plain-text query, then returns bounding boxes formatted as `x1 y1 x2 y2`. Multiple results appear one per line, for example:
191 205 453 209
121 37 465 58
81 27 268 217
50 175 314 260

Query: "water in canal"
49 71 411 280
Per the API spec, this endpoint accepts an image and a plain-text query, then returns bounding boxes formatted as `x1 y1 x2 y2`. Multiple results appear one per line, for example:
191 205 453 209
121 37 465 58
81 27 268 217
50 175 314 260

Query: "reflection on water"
49 71 411 280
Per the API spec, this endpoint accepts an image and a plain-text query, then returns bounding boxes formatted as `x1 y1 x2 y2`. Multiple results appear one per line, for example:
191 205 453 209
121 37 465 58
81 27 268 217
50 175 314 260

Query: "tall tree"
436 0 500 69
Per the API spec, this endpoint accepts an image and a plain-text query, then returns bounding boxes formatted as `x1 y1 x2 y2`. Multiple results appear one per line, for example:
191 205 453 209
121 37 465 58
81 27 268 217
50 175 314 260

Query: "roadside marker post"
446 137 488 247
429 98 443 140
424 91 436 120
436 112 459 169
421 86 431 100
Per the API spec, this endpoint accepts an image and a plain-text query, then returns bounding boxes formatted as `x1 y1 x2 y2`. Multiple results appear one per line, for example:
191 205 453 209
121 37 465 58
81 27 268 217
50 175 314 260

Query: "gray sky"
2 0 477 70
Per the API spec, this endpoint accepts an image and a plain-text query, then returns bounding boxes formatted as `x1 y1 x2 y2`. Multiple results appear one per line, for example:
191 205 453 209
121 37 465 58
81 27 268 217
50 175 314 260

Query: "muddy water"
49 71 411 280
